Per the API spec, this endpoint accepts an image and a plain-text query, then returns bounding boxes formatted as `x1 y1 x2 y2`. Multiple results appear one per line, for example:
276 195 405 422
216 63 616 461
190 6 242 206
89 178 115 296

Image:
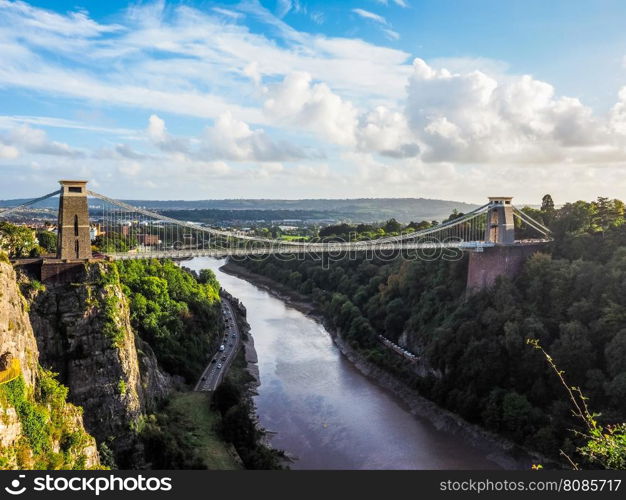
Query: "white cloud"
0 0 121 37
276 0 294 18
0 0 412 125
201 111 310 161
264 72 359 147
310 11 324 24
0 115 136 136
147 114 167 143
357 106 417 157
610 87 626 135
211 7 243 19
0 142 19 159
383 29 400 41
243 61 261 86
146 114 190 153
406 58 626 164
264 72 417 156
352 8 388 25
2 1 626 203
146 113 312 162
374 0 409 6
117 161 142 177
0 124 83 157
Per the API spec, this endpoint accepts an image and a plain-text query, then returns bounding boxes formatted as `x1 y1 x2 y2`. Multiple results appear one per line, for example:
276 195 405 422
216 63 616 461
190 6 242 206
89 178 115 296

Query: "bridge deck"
104 240 550 260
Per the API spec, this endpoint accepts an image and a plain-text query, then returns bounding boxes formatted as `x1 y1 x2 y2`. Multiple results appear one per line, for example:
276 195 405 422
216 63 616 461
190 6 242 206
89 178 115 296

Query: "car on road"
219 344 225 351
217 364 222 369
211 359 216 363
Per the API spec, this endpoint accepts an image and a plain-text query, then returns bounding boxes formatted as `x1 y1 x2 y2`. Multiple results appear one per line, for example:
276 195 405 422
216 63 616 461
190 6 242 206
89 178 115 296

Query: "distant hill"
0 197 480 223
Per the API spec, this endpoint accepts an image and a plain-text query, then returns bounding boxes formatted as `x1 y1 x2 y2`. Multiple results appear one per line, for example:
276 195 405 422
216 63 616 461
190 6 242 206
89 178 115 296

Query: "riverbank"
222 288 260 390
220 260 555 470
216 288 287 469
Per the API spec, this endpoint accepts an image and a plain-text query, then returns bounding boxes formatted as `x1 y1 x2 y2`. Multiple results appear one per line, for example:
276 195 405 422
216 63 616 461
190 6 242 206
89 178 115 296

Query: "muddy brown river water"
185 257 500 470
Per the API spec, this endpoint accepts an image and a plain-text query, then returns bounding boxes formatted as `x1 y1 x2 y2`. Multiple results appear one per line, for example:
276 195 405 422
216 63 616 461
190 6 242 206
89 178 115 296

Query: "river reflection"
185 257 500 470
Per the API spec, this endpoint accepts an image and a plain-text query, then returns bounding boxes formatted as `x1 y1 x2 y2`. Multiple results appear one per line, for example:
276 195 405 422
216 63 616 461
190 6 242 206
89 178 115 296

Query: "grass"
162 392 242 470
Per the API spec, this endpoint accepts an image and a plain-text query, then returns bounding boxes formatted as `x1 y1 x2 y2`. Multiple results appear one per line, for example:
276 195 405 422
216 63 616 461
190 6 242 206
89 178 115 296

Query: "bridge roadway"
195 298 241 392
105 240 507 260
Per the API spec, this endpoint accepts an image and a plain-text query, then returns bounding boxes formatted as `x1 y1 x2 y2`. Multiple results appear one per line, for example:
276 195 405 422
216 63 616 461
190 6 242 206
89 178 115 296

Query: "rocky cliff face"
0 257 100 469
0 259 39 387
27 262 173 468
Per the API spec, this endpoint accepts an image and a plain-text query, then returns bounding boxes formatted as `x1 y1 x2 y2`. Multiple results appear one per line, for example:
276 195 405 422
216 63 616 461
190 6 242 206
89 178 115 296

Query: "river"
185 257 500 470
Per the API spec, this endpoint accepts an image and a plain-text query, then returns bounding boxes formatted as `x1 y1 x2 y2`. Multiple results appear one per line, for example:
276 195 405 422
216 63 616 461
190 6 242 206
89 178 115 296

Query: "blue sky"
1 0 626 202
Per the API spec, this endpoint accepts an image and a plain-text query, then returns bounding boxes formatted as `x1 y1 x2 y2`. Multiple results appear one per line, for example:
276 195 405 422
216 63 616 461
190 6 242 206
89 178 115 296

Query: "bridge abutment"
466 244 543 292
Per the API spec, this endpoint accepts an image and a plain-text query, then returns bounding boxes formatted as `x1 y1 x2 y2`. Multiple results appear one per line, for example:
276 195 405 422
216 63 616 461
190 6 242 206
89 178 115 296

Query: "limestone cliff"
26 262 173 468
0 256 100 469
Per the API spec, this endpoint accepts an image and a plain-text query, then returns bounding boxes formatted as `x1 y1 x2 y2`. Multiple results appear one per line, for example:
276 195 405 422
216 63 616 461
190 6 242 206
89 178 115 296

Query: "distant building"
89 224 103 241
136 234 160 246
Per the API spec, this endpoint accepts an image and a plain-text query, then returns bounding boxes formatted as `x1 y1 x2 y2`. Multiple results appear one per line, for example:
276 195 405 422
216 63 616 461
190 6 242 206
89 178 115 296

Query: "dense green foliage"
528 339 626 469
36 230 57 254
94 232 138 253
141 392 241 469
0 370 98 469
238 196 626 468
141 351 282 470
0 222 39 257
115 259 221 383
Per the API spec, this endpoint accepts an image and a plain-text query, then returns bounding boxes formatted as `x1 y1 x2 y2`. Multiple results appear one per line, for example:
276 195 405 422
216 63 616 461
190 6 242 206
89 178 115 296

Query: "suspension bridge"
0 180 551 263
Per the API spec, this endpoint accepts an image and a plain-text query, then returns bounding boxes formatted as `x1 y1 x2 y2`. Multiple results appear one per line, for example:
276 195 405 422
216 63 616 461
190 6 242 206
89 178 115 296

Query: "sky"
1 0 626 203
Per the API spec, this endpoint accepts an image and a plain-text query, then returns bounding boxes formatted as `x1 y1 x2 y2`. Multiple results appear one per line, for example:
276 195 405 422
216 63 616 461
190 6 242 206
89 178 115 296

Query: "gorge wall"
26 261 174 468
0 257 100 469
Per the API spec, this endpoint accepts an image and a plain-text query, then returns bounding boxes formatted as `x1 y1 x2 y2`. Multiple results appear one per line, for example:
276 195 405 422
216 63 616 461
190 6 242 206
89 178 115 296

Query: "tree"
605 330 626 378
0 222 38 257
383 218 403 234
384 297 408 337
541 194 555 213
36 231 57 254
94 232 138 253
198 269 219 289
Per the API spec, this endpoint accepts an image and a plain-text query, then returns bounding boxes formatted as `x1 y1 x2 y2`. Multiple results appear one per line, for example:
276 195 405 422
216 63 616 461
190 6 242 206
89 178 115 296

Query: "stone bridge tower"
484 196 515 245
56 180 92 260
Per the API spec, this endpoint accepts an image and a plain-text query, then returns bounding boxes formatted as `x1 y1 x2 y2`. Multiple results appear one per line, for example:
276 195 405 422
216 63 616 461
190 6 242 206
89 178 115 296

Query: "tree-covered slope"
236 196 626 468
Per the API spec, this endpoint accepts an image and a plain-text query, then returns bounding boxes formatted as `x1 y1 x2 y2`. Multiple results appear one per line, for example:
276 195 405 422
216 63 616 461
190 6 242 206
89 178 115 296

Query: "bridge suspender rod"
373 202 491 245
0 189 61 218
87 190 302 247
89 190 498 250
512 208 551 237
